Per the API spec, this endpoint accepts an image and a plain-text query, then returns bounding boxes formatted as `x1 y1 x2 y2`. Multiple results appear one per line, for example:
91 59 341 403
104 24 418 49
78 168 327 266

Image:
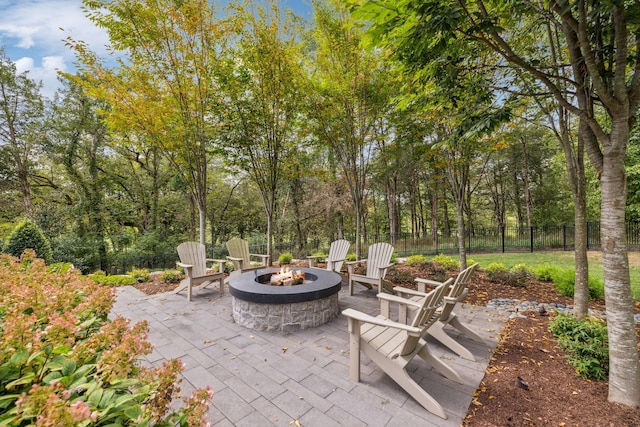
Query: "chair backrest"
399 279 452 356
365 243 395 279
226 238 250 269
327 239 350 272
177 242 207 278
440 263 479 320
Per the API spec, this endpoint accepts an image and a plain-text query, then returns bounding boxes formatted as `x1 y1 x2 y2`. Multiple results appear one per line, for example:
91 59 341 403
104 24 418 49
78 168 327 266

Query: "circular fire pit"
228 268 342 331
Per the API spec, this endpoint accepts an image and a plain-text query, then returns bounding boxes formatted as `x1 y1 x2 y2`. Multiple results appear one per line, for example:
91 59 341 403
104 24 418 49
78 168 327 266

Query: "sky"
0 0 313 99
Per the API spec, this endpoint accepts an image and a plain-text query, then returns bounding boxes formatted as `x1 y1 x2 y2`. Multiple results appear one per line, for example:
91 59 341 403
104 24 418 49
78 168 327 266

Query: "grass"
465 251 640 301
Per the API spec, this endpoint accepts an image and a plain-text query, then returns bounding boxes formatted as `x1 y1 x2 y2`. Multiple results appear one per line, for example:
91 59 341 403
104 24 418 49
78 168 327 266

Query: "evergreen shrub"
4 219 53 264
432 254 459 270
161 269 184 284
278 252 293 265
406 254 427 266
0 251 211 425
129 268 151 283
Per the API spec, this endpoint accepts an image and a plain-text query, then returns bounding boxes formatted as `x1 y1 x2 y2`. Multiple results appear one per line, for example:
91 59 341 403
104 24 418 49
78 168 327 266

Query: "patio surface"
112 280 508 426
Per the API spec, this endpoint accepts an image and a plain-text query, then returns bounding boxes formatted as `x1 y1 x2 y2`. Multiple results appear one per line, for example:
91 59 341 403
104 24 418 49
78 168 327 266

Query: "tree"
308 1 393 258
0 49 45 217
69 0 234 245
221 0 306 264
354 0 640 406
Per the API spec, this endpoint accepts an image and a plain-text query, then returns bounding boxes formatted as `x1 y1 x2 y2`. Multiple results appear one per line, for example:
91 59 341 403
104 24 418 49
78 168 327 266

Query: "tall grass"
465 251 640 301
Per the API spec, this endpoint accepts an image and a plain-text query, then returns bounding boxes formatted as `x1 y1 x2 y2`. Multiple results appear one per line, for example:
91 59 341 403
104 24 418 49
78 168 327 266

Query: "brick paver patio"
112 281 507 426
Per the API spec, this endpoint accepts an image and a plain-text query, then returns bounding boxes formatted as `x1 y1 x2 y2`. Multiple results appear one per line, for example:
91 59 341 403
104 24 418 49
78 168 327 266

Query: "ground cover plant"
0 251 211 426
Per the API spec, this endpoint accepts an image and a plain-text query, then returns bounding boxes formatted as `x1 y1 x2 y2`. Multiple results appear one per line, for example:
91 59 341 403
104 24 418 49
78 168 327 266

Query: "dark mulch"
132 261 640 426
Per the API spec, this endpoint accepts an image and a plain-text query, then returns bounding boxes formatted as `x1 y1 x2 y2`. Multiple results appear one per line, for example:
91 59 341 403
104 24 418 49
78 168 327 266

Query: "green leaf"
9 350 29 365
61 359 77 376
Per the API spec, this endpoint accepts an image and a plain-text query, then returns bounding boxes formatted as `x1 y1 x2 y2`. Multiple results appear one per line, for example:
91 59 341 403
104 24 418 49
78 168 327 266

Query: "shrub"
432 254 460 270
346 252 357 262
4 219 53 264
47 262 74 274
549 313 609 380
406 254 426 266
309 251 326 263
88 273 136 286
533 264 562 282
278 252 293 265
0 250 211 425
485 262 508 282
549 268 604 299
161 269 184 284
129 267 151 283
390 251 399 264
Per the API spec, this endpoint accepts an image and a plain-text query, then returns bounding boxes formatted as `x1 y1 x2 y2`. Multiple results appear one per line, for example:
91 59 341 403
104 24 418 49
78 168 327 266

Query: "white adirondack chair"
225 238 270 273
396 263 484 361
342 280 462 419
347 242 394 295
175 242 226 302
307 239 350 274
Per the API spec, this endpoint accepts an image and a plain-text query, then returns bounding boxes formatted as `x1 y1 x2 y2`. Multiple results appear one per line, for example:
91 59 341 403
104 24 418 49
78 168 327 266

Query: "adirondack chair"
307 239 350 275
225 237 270 274
396 263 484 361
346 242 394 295
175 242 226 302
342 280 462 419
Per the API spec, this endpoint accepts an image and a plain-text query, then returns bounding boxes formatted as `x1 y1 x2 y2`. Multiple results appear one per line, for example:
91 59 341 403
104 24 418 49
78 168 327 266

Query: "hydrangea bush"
0 250 212 426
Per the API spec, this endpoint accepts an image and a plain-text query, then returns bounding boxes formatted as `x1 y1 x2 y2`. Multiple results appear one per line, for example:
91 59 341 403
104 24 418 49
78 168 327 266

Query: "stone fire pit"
228 267 342 332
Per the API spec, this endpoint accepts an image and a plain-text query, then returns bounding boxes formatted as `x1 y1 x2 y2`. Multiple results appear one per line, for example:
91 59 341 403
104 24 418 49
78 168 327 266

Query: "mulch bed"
131 262 640 426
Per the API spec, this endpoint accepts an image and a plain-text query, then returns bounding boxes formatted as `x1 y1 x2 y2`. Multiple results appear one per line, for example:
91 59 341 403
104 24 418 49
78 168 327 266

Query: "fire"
270 267 305 286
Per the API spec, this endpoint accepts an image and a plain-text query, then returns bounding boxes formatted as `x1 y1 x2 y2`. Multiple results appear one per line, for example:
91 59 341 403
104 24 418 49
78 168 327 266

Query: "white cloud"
0 0 110 98
14 55 66 99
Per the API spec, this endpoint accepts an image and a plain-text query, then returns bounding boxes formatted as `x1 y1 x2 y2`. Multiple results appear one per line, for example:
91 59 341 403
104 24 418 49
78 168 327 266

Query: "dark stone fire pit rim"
228 267 342 304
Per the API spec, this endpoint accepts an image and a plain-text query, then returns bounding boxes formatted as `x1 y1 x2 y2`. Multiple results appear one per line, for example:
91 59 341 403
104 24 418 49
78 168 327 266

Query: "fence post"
563 225 566 251
587 222 590 250
530 226 534 252
501 226 505 253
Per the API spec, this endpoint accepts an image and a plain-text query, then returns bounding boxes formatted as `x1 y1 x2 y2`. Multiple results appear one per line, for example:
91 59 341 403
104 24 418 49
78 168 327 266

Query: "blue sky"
0 0 313 99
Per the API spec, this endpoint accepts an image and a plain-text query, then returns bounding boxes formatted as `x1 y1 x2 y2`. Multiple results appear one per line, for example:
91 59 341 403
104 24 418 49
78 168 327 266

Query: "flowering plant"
0 251 212 426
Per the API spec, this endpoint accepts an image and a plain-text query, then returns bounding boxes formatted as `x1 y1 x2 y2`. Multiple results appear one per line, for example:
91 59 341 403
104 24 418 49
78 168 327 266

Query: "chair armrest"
377 264 393 273
250 254 270 265
414 277 443 287
226 256 243 262
176 262 193 269
307 255 323 260
377 292 424 308
346 259 367 266
393 287 429 298
342 308 422 335
327 257 347 263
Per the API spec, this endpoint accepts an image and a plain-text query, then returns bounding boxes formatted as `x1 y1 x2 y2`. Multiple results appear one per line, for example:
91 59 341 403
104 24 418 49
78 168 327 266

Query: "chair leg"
448 314 486 343
415 340 463 384
364 345 448 419
428 322 476 361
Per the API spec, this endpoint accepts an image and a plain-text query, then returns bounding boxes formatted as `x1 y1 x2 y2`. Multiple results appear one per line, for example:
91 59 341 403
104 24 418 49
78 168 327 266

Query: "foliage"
432 254 459 271
549 268 604 300
278 252 293 265
346 252 357 262
549 314 609 380
129 268 151 283
310 251 326 263
161 269 184 284
406 254 427 266
390 251 399 264
4 219 53 264
533 264 563 282
88 274 136 287
0 251 211 425
47 262 75 274
51 234 103 275
485 262 527 287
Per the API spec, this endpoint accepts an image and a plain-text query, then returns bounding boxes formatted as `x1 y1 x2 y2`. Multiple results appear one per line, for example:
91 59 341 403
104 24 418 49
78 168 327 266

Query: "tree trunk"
601 119 640 406
520 137 533 228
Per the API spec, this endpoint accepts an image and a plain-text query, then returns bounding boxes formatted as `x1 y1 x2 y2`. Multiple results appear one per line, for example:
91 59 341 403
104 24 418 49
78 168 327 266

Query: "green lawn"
464 251 640 301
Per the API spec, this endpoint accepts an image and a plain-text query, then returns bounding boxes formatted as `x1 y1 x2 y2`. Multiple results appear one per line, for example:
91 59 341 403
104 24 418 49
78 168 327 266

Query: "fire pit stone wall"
232 294 339 332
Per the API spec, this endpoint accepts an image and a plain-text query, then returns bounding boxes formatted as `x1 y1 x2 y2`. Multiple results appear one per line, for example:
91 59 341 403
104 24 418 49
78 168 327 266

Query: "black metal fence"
110 221 640 274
